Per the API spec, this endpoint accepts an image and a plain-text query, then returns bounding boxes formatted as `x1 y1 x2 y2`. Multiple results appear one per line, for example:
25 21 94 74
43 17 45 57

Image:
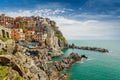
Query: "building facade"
0 26 12 38
11 28 25 41
0 14 14 26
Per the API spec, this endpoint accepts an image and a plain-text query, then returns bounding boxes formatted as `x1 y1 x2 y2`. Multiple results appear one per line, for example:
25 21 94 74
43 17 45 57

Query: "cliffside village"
0 14 85 80
0 14 58 49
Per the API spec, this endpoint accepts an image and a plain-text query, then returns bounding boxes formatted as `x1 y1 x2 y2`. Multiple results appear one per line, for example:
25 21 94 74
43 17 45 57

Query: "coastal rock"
54 53 84 71
81 55 88 59
67 44 109 53
48 49 64 58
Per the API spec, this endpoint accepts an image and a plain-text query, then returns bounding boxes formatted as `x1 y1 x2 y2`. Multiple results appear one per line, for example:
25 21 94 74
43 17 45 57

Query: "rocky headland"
0 15 87 80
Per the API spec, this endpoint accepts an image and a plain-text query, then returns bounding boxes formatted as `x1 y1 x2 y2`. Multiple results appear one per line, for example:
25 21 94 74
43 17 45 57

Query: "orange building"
11 29 25 41
11 29 20 41
33 35 43 43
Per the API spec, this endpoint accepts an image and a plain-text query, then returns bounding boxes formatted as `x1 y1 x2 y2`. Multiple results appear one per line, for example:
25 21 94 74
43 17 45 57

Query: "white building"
0 25 12 38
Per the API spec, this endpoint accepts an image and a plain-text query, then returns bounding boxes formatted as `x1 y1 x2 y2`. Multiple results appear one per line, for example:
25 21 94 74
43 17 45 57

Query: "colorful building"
0 14 14 26
11 29 25 41
0 14 55 46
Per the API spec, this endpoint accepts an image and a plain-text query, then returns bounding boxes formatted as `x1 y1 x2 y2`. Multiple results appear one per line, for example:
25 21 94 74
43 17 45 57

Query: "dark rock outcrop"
67 44 109 53
53 53 87 71
81 55 88 59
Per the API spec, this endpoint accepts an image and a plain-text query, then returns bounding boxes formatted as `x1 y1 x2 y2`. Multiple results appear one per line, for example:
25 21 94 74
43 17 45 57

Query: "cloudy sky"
0 0 120 40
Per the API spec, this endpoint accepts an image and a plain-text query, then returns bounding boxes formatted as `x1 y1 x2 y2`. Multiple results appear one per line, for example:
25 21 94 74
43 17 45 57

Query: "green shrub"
0 66 9 80
15 76 23 80
0 35 11 42
0 50 7 55
51 26 66 41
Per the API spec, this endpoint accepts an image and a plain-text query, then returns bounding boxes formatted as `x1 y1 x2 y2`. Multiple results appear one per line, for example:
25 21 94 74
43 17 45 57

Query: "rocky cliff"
0 46 86 80
45 20 67 50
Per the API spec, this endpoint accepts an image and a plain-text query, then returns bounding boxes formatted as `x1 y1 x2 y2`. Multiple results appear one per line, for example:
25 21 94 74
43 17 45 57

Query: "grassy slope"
0 66 23 80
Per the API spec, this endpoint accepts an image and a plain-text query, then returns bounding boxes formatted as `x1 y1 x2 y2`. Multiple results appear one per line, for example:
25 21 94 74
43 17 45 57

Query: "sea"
52 40 120 80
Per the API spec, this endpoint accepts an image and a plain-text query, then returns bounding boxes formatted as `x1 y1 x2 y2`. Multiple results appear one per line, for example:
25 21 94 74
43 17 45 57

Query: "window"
1 29 5 38
6 32 9 38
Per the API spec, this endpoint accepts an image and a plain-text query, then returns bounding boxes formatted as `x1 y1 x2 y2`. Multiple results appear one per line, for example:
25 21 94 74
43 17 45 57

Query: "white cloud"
53 17 120 40
74 13 120 20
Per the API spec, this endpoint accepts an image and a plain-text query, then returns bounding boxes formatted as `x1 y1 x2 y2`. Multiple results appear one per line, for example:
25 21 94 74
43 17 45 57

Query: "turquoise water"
53 40 120 80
